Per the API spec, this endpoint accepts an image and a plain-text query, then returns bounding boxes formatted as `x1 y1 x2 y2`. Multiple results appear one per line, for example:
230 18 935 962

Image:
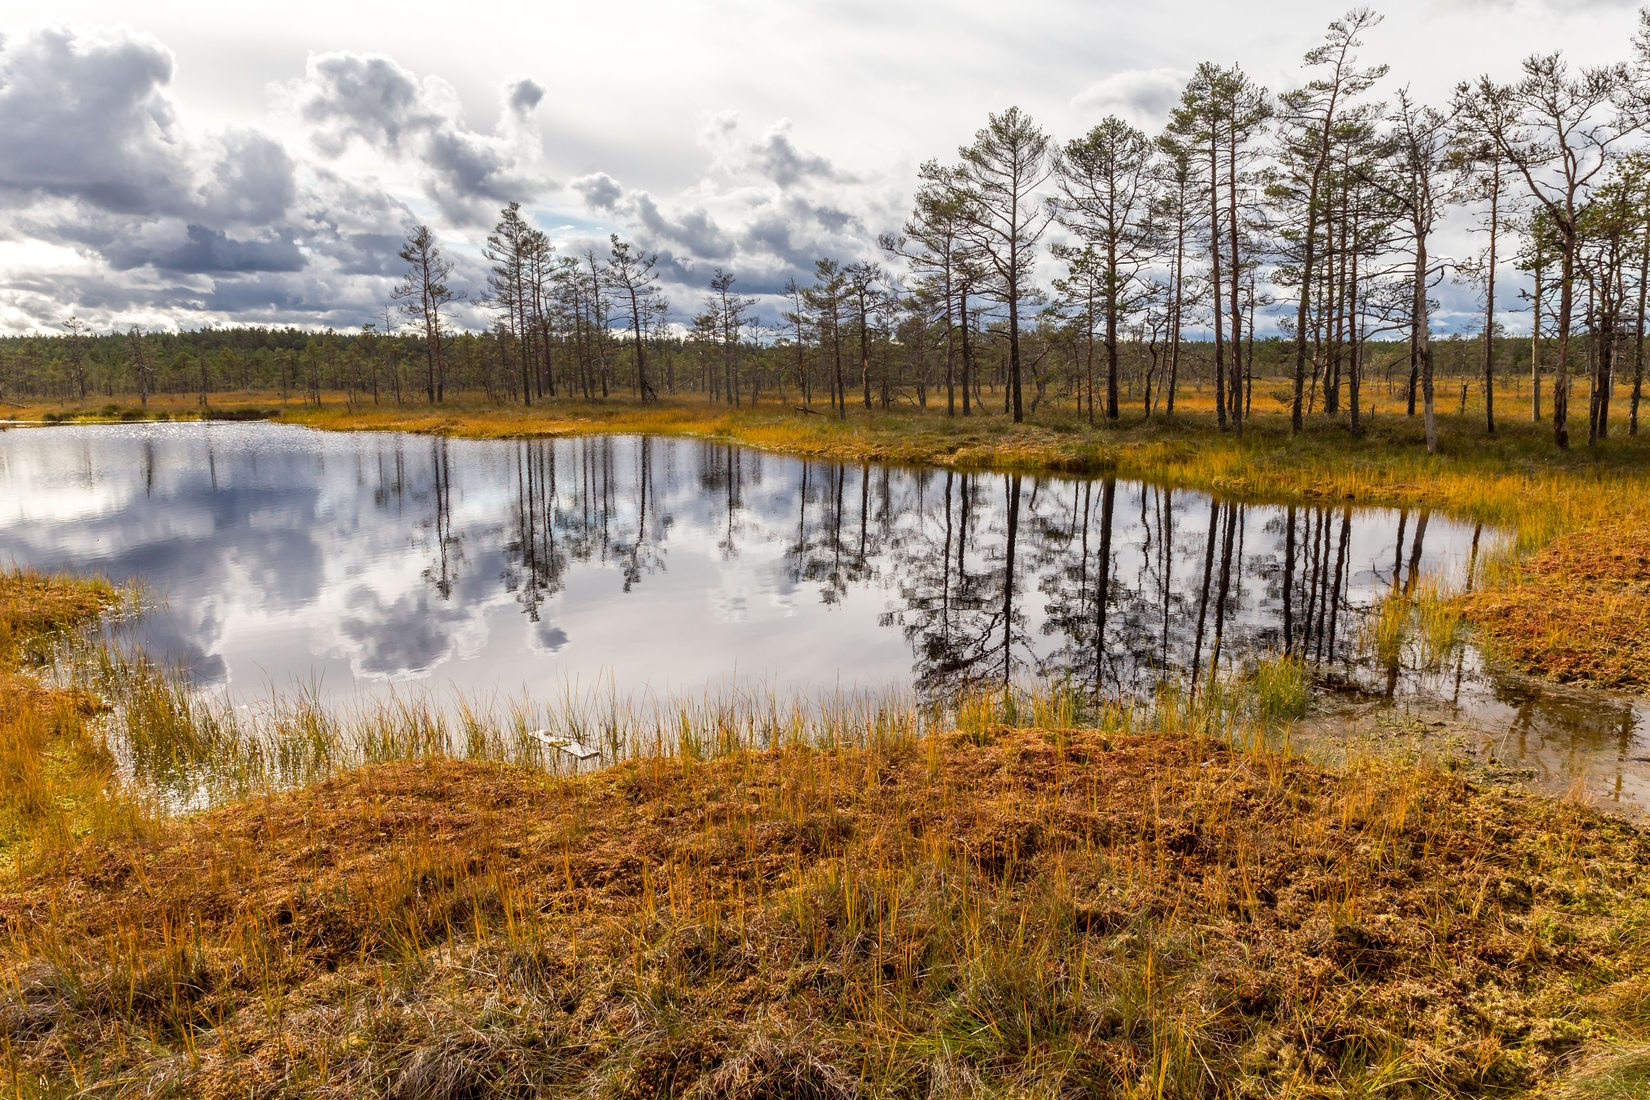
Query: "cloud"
0 31 541 332
631 193 735 259
750 121 851 188
287 52 545 224
297 53 433 154
0 27 188 215
0 27 899 335
0 25 912 335
1070 68 1189 128
507 77 545 114
571 172 623 210
199 131 298 225
0 27 322 306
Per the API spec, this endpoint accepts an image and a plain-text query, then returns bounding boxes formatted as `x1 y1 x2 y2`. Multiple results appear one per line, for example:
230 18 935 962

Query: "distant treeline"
0 323 1565 421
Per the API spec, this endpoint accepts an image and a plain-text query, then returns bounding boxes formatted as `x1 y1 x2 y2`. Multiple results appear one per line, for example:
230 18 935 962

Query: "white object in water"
530 728 600 760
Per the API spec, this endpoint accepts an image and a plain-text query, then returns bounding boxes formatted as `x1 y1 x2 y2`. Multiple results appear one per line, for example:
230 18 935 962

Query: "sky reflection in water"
6 421 1649 809
0 421 1491 701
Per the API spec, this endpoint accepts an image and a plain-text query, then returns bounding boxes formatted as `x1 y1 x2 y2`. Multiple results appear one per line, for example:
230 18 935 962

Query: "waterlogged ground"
4 421 1648 809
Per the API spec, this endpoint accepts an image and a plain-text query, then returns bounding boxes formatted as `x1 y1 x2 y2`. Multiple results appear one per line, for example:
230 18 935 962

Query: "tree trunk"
1226 109 1244 435
1416 229 1437 454
1104 261 1119 421
1483 164 1500 435
1555 241 1574 449
1635 211 1648 436
1208 130 1227 431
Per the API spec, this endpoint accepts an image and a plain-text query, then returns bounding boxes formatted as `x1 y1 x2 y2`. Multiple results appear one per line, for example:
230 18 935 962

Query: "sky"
0 0 1642 337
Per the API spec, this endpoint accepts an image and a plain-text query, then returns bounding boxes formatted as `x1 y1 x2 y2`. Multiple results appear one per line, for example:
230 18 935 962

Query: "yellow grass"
0 573 143 856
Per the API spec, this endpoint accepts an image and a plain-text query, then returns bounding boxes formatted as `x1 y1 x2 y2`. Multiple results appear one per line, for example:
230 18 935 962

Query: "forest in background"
11 7 1650 454
0 326 1577 429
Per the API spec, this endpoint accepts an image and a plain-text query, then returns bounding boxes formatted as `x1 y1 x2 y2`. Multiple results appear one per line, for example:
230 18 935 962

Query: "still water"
2 422 1646 807
1 421 1483 698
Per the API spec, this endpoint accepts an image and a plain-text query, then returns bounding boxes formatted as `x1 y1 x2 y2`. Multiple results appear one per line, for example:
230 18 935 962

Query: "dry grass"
1462 521 1650 687
0 572 115 669
6 707 1650 1098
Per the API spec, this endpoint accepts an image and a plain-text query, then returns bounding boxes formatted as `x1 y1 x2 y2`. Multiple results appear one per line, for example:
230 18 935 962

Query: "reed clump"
1251 654 1310 723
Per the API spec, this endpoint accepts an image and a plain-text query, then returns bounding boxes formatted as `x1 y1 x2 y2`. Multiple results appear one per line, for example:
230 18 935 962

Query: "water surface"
3 422 1646 808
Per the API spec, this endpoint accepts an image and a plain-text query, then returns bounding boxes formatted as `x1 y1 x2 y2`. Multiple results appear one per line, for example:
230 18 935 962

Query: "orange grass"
4 719 1650 1097
1462 521 1650 687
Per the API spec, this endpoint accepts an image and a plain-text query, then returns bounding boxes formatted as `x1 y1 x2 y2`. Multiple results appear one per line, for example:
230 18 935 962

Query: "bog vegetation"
9 5 1650 1098
4 573 1650 1098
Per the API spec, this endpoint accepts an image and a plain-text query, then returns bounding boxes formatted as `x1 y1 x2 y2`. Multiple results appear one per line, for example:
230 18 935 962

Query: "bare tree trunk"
1555 244 1574 449
1166 214 1184 419
1226 109 1243 435
1105 252 1120 421
1483 162 1500 434
1635 211 1648 436
1208 129 1228 430
1416 230 1437 454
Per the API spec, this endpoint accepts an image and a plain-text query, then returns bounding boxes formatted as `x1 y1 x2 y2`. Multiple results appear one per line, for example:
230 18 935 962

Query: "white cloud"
1071 68 1191 130
0 1 1644 334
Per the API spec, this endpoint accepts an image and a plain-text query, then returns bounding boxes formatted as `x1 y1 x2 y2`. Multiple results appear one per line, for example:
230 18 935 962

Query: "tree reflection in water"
0 423 1522 702
4 423 1645 808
